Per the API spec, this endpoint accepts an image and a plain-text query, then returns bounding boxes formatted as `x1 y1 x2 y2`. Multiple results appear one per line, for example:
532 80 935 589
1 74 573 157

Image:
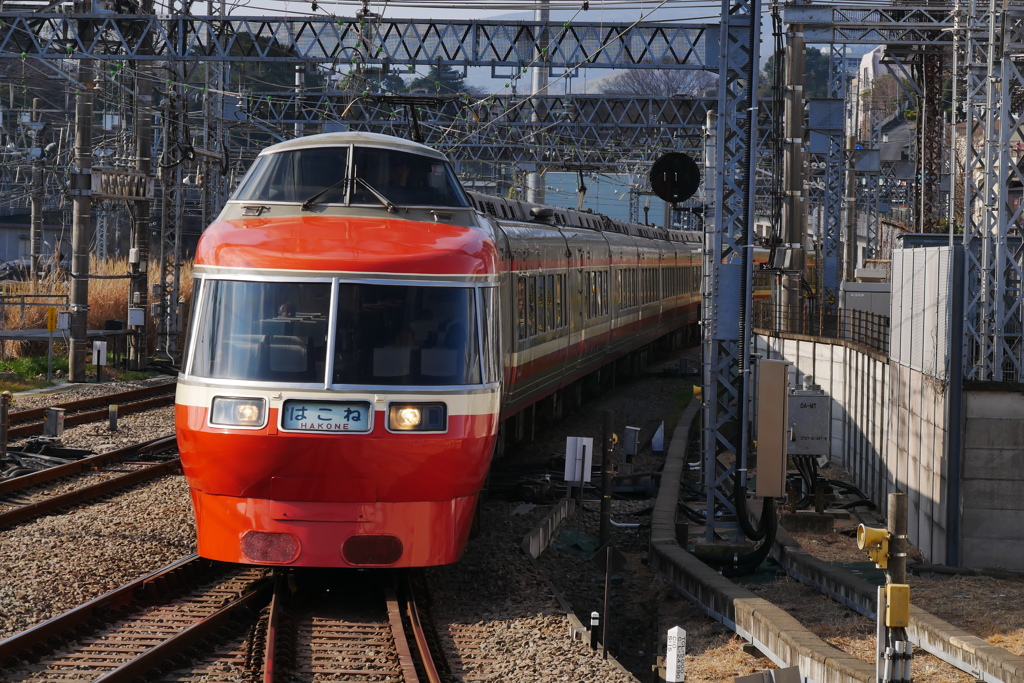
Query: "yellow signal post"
865 494 913 682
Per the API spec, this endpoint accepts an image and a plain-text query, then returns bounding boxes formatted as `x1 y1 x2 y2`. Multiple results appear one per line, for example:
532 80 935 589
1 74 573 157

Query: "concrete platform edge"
650 400 875 683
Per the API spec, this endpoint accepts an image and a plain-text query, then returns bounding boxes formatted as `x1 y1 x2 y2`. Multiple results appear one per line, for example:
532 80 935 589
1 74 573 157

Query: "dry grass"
0 259 194 360
790 525 1024 664
748 575 975 682
910 574 1024 656
776 458 1024 677
656 591 777 682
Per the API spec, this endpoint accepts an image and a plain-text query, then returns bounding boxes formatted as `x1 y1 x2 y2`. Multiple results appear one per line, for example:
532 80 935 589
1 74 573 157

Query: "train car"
175 132 704 568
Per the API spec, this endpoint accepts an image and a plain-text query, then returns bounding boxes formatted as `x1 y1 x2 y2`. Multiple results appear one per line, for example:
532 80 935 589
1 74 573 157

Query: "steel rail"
400 580 444 683
0 554 273 681
7 384 177 439
0 434 176 494
387 587 422 683
8 381 174 424
261 572 287 683
262 572 438 682
0 555 211 666
0 455 180 529
92 578 274 682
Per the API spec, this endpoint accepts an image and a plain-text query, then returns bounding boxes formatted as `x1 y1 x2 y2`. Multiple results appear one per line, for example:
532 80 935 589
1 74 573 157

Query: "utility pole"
843 134 858 282
128 65 153 370
69 15 95 383
154 84 182 362
526 0 549 205
856 493 912 682
29 98 44 280
781 26 807 332
294 64 305 139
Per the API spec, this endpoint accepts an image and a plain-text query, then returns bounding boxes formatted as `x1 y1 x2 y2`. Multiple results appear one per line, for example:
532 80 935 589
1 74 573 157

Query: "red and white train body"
175 132 702 568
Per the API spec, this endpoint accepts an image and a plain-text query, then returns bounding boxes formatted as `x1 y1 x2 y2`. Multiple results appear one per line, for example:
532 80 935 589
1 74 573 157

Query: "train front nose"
187 477 480 567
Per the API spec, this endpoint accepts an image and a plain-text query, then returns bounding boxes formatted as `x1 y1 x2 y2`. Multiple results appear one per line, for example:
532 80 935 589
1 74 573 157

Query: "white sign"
92 341 107 366
667 626 686 682
652 421 665 452
563 436 593 484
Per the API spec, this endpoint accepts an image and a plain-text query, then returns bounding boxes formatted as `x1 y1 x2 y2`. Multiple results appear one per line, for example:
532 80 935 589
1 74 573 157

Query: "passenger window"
527 277 537 337
517 277 527 340
333 284 479 386
190 280 331 383
546 275 555 331
555 274 563 328
537 276 547 333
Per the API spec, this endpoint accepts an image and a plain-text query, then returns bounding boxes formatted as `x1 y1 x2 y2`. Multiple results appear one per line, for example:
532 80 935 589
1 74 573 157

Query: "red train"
175 132 705 568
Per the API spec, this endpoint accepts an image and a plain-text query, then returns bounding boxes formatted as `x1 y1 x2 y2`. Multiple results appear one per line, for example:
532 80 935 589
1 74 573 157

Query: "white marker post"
46 306 56 381
667 626 686 682
93 340 107 382
564 436 593 506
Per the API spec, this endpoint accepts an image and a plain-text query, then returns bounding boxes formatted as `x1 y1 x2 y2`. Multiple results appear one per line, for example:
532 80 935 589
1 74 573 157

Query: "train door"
565 232 589 381
492 224 513 392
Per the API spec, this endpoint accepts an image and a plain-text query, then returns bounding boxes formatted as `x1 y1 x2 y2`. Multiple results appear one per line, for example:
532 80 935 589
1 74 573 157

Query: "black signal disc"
649 152 701 203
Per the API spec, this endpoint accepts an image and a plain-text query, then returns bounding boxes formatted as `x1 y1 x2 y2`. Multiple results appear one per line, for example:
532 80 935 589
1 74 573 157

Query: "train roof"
257 132 448 161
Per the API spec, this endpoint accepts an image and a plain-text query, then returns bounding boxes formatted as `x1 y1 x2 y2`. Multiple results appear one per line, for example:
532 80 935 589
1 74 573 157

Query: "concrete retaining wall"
961 390 1024 569
650 401 877 683
758 333 1024 571
885 362 952 565
756 334 953 566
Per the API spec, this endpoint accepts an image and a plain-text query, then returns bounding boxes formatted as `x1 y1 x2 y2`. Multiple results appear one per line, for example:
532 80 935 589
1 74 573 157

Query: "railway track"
0 557 459 682
0 555 272 682
7 381 176 440
261 569 441 682
0 435 178 529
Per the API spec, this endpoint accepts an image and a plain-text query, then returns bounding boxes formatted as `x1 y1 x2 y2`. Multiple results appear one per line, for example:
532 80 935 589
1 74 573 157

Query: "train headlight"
388 402 447 432
211 397 267 428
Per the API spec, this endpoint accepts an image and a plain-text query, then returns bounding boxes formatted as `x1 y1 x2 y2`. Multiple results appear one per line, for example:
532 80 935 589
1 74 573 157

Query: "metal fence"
0 290 69 327
753 301 890 355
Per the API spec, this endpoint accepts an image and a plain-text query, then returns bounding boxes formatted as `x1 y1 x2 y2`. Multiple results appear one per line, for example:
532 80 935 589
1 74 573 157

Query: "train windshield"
333 283 480 386
189 280 333 383
350 147 470 208
230 145 470 208
188 279 482 387
233 147 349 204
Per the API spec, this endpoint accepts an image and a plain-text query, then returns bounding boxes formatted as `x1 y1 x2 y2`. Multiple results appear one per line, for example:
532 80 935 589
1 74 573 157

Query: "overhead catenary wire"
0 0 778 218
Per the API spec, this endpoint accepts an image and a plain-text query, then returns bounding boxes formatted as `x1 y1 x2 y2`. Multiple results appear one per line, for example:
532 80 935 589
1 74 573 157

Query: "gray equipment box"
787 389 829 456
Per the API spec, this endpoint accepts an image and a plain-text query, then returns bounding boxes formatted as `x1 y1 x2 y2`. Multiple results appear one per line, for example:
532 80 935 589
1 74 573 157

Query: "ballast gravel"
0 368 773 682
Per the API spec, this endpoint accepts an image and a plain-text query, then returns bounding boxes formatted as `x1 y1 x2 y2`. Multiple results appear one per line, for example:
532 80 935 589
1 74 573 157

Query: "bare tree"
599 68 716 97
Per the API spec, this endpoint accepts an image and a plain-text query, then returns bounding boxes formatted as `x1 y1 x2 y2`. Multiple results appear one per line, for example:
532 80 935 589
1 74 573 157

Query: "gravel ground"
4 366 1022 682
1 474 195 639
1 366 765 682
514 356 777 682
1 377 190 641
